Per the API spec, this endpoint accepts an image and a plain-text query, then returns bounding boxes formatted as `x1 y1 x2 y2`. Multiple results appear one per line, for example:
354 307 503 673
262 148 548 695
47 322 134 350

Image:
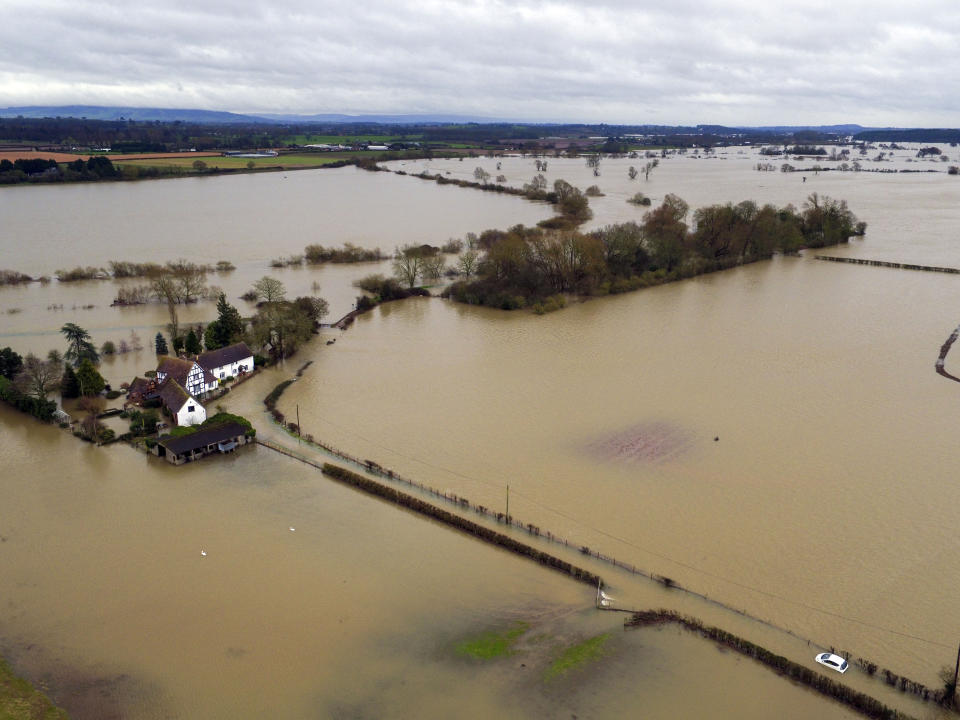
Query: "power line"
303 411 953 650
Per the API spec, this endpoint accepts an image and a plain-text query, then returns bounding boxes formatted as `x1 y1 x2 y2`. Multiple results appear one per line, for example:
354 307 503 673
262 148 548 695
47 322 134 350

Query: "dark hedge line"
322 462 601 587
627 609 924 720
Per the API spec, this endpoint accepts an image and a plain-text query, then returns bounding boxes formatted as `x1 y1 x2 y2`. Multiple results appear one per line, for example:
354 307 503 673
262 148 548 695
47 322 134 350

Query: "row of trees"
0 324 109 423
154 284 330 362
0 156 119 185
442 193 864 310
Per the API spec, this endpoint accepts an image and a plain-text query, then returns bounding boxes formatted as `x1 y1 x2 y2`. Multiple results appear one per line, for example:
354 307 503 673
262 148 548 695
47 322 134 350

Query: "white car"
815 652 848 673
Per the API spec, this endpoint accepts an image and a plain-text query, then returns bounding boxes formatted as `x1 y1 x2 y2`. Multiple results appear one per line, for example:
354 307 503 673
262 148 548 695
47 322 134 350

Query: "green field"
284 134 421 145
545 633 611 679
455 622 530 660
0 656 67 720
113 153 361 169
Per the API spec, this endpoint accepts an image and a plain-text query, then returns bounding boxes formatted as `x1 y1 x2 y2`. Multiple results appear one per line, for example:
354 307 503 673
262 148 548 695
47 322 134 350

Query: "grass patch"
165 412 255 439
546 633 611 679
456 622 529 660
0 656 68 720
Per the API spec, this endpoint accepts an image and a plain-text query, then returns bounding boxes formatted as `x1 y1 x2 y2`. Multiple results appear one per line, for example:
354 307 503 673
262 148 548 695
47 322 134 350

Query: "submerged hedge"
322 462 601 586
627 610 919 720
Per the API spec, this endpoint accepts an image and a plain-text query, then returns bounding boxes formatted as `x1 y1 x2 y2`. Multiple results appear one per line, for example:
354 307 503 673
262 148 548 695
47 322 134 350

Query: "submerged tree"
585 154 601 176
252 276 286 304
392 246 426 288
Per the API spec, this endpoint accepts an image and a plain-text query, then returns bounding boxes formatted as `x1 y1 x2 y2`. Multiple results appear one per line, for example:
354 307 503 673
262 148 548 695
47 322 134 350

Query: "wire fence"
256 431 957 711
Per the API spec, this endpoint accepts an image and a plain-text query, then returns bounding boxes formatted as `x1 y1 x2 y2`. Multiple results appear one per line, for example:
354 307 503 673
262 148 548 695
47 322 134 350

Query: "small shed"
155 422 250 465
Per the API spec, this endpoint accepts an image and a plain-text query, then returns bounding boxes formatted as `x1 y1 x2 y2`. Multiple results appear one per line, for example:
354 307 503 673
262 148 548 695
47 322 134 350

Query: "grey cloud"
1 0 958 124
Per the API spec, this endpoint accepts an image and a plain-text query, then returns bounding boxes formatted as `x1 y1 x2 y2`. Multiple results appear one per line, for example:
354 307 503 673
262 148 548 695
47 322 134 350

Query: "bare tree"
252 276 287 304
16 353 61 399
151 275 180 341
628 166 638 180
167 260 208 303
422 254 447 280
473 167 491 184
457 249 479 277
392 247 424 288
586 154 601 176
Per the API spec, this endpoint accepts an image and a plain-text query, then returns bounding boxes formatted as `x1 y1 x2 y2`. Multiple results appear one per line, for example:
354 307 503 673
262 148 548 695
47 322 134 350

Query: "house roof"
127 377 153 395
157 355 217 388
159 421 247 455
156 377 197 414
156 356 196 386
197 342 253 372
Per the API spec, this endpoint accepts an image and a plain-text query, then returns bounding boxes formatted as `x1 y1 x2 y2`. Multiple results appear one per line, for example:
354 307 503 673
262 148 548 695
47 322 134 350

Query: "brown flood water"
2 152 959 717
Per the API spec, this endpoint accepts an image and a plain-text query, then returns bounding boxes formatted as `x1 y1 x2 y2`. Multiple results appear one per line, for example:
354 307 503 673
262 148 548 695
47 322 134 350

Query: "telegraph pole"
296 404 300 445
505 484 509 522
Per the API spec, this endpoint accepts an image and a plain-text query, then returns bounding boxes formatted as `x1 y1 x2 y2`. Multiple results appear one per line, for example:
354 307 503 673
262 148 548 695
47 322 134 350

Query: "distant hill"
737 124 879 135
251 112 517 124
0 106 521 125
853 128 960 143
0 106 271 124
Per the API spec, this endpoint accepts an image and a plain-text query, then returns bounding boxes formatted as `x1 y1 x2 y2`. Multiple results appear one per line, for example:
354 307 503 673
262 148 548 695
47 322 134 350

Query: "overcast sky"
1 0 958 125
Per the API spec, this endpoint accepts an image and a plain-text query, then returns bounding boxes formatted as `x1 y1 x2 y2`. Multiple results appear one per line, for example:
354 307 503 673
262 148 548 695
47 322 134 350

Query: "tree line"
442 193 865 311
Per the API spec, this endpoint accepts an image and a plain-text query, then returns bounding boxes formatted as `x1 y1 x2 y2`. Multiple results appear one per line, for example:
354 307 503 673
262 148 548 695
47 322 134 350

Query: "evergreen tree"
204 321 223 351
155 332 169 355
0 347 23 379
61 322 99 366
61 364 80 398
172 335 185 354
212 293 244 348
75 358 105 396
185 328 201 355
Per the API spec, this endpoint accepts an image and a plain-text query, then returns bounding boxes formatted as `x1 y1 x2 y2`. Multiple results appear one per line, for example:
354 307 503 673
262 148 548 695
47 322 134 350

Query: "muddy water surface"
2 150 959 716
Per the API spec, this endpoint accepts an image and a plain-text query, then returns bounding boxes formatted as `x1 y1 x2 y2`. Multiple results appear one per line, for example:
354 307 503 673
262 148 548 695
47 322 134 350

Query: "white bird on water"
289 527 296 532
200 550 207 557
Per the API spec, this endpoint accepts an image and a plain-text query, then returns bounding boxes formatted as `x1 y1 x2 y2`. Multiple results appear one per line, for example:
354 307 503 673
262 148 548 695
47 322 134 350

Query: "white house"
156 356 218 398
198 342 254 382
157 378 206 426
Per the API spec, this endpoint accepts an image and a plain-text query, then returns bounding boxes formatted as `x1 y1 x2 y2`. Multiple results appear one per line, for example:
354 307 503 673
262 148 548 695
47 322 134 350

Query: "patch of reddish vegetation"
585 421 693 464
0 150 85 162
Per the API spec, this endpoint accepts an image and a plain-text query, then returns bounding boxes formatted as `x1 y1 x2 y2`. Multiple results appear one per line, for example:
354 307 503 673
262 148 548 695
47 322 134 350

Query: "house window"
188 405 195 412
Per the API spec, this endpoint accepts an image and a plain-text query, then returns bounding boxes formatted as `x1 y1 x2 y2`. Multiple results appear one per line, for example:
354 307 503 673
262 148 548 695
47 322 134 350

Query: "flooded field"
2 149 960 717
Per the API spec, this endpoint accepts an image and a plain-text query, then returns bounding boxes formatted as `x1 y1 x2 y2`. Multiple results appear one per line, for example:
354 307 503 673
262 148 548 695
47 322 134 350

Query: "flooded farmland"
2 149 960 717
